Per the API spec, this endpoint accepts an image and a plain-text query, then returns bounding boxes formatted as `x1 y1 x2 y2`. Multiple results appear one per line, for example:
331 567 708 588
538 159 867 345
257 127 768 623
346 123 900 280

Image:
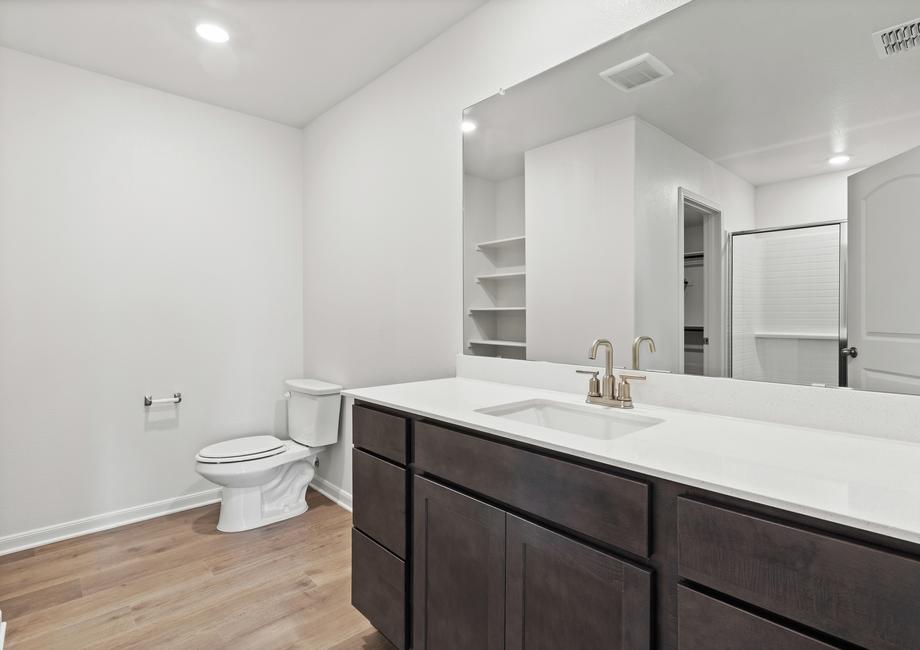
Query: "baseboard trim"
0 488 222 557
311 476 353 512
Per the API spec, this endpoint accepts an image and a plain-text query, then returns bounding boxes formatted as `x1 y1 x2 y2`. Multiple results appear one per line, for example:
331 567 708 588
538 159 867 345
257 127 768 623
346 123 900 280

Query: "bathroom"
1 0 919 648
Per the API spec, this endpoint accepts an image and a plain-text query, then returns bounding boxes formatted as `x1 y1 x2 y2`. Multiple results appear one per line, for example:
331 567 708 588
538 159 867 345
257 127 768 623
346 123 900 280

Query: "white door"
847 146 920 394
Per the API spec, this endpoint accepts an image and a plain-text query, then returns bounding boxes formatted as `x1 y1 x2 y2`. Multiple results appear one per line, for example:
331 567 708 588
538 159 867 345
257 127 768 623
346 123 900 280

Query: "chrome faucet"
632 336 656 370
576 338 645 408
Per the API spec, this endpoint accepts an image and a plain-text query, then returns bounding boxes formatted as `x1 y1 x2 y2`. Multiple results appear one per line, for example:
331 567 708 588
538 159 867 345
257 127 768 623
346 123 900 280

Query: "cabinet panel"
415 421 649 556
678 586 837 650
506 515 651 650
678 498 920 650
413 476 505 650
353 404 408 465
352 528 405 649
352 448 406 558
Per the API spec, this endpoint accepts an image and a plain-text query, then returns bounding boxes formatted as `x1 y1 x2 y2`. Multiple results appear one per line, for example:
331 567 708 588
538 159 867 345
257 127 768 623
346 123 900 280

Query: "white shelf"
468 339 526 348
475 235 525 251
469 307 526 314
476 271 526 282
754 332 838 340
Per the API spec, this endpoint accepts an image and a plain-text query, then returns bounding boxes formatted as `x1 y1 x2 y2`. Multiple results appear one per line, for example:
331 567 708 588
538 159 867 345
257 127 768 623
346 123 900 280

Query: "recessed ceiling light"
196 23 230 44
461 120 477 133
828 154 851 166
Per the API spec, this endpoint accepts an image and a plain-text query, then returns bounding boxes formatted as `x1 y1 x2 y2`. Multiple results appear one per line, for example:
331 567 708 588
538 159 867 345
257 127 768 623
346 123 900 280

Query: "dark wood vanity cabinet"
353 448 406 557
411 474 651 650
677 498 920 650
351 406 410 649
505 514 651 650
350 402 920 650
353 404 408 465
413 477 505 650
414 421 650 557
352 529 406 649
676 586 837 650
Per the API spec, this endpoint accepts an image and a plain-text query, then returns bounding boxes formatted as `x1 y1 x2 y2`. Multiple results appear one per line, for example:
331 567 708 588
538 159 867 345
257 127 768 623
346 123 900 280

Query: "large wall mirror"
462 0 920 396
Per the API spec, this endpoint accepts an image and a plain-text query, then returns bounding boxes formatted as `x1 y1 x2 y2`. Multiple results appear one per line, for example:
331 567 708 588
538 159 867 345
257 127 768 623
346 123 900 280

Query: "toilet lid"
197 435 285 463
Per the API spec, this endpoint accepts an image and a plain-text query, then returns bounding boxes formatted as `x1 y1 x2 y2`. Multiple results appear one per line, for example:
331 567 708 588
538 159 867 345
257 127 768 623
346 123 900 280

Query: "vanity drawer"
353 404 408 465
677 498 920 650
677 586 837 650
353 448 406 558
414 421 649 557
352 528 406 649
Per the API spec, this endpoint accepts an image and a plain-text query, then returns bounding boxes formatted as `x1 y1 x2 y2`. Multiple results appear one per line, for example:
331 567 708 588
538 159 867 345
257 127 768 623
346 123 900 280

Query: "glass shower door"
730 222 846 387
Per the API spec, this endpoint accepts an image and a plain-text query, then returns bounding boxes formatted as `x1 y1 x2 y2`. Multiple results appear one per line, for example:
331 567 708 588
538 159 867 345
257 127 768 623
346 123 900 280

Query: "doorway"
678 189 724 376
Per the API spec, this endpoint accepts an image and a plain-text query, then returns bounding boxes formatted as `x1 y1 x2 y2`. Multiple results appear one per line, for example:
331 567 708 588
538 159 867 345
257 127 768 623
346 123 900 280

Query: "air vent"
873 18 920 58
598 53 673 92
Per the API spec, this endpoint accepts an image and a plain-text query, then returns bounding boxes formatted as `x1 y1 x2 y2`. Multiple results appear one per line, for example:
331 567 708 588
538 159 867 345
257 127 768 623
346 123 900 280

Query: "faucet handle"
617 374 645 402
576 369 602 398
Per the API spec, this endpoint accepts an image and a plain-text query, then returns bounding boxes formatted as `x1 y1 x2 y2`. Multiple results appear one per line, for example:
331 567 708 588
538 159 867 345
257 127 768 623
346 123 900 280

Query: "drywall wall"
0 47 303 545
754 169 852 228
301 0 691 501
634 118 755 374
526 119 636 364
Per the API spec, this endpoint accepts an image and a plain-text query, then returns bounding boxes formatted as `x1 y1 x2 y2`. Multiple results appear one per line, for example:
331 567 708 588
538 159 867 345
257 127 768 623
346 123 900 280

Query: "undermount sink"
476 399 663 440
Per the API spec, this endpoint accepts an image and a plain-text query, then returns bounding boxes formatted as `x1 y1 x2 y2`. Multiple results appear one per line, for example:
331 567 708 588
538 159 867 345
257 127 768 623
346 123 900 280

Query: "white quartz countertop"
344 377 920 545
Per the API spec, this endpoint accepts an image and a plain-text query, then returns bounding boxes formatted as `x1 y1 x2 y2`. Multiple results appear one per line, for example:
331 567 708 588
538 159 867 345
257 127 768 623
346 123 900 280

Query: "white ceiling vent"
598 53 673 92
873 18 920 58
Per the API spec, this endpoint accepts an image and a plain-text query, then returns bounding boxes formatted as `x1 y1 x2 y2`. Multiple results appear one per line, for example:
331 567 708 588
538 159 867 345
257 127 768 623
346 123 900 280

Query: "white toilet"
195 378 342 532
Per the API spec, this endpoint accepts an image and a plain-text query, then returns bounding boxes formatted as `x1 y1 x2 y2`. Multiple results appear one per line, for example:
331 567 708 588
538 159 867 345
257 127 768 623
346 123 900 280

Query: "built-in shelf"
469 307 526 315
468 339 527 348
475 235 526 251
754 332 838 340
476 271 526 282
684 251 704 258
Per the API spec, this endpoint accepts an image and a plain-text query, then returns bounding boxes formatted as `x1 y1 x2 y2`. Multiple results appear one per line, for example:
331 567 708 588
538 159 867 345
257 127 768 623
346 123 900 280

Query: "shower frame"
727 220 848 387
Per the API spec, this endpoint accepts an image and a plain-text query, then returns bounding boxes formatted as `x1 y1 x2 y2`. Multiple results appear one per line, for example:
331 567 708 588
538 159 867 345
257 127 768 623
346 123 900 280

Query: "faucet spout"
589 339 615 399
632 336 656 370
590 338 614 376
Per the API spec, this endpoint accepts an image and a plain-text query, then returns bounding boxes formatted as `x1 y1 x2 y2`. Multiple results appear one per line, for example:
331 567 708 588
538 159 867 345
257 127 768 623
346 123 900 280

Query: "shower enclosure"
729 222 847 387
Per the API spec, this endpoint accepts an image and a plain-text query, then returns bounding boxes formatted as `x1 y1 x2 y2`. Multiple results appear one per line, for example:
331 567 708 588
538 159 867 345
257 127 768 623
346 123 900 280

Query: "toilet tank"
284 378 342 447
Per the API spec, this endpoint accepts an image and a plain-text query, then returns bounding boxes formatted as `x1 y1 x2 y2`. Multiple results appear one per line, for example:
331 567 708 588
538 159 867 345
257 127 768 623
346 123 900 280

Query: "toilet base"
216 459 316 532
217 497 309 532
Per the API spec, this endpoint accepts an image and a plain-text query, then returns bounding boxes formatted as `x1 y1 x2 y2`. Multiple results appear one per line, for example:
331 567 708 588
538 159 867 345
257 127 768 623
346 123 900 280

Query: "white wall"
0 48 304 543
634 119 755 374
495 175 525 238
754 169 852 228
526 119 636 364
301 0 690 500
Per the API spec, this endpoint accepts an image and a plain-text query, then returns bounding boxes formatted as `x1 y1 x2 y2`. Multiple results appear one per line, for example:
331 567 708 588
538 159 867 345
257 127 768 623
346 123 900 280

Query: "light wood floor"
0 490 392 649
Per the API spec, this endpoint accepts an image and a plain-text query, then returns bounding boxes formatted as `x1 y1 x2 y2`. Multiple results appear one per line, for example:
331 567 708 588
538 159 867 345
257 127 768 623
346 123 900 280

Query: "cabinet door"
413 476 505 650
506 514 652 650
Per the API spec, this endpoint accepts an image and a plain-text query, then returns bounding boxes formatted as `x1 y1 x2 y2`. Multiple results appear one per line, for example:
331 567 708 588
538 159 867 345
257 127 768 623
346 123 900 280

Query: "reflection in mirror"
462 0 920 395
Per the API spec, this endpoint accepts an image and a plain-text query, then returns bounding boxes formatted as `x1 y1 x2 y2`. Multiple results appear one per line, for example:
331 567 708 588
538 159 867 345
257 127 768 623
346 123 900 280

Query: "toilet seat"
196 435 286 464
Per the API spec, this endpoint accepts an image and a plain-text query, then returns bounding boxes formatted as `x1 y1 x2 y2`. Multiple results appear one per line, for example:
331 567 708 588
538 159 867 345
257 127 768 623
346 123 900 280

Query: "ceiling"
463 0 920 186
0 0 486 127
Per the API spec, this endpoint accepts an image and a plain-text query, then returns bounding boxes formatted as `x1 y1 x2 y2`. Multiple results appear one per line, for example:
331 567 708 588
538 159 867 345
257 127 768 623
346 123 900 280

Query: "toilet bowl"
195 378 342 532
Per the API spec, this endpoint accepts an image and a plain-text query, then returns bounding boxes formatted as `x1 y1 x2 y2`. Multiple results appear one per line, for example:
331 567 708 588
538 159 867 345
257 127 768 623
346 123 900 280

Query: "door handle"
841 346 858 358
